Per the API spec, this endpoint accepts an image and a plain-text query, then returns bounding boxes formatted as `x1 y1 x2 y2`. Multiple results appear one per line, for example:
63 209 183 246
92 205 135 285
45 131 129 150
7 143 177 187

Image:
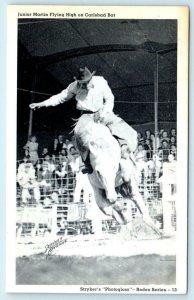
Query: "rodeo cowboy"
30 67 137 173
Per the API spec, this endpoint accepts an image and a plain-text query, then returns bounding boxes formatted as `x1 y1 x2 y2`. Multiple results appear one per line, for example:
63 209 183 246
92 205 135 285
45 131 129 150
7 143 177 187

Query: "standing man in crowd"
30 67 137 173
17 158 40 206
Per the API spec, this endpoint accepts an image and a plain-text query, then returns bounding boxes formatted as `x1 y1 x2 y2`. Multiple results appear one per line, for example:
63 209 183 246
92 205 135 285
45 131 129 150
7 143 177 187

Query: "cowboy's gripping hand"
93 108 104 123
29 103 42 110
93 111 100 123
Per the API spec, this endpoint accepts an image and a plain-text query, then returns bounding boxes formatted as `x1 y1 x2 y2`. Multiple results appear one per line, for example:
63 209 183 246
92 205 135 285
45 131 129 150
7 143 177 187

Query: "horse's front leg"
92 186 126 227
96 170 118 205
104 181 125 212
105 186 129 224
94 176 127 222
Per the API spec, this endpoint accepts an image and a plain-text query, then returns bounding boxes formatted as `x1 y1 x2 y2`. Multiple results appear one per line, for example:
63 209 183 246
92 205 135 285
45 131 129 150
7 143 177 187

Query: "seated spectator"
137 132 144 144
159 129 164 139
147 154 162 180
17 156 31 173
144 139 153 160
50 191 59 204
68 149 80 174
170 128 176 138
55 159 68 189
170 144 177 160
17 158 40 205
61 138 70 152
145 130 151 141
160 130 170 144
43 155 55 171
36 160 43 180
58 152 68 165
71 135 77 147
49 138 58 155
150 133 155 145
37 157 55 194
60 148 68 157
158 140 170 162
51 158 60 188
135 144 147 161
69 146 79 156
55 161 68 178
51 154 56 163
64 138 70 147
55 134 64 155
54 157 60 167
23 135 39 165
135 144 148 182
66 139 75 156
41 147 50 159
170 136 176 146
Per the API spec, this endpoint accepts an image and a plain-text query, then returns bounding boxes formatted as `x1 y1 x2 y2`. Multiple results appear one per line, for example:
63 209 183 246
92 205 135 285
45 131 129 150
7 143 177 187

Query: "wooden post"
162 184 174 235
51 205 58 237
28 109 33 139
160 162 177 235
28 64 38 139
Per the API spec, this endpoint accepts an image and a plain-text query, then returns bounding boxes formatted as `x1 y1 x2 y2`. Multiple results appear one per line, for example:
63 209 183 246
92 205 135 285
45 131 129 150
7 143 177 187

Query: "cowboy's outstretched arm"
29 83 75 110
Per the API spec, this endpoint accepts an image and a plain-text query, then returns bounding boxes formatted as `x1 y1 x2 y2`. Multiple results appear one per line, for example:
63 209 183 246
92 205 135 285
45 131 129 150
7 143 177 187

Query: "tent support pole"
154 53 159 153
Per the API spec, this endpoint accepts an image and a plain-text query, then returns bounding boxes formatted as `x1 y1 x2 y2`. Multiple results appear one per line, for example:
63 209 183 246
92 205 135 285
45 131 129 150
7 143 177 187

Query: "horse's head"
89 140 120 203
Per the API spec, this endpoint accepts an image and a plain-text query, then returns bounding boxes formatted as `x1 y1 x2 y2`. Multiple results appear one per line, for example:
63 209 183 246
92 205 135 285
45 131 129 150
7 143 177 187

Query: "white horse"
74 114 161 234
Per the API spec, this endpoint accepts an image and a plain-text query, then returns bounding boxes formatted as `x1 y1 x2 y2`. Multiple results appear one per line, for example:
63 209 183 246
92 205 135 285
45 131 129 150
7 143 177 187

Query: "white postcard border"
6 5 189 294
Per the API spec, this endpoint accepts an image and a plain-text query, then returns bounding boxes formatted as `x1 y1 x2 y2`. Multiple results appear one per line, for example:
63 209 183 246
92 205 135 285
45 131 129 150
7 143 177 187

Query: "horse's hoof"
81 167 93 174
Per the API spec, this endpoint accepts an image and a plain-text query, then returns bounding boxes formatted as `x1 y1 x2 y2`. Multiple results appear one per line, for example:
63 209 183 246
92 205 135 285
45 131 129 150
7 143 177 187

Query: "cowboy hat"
74 67 96 83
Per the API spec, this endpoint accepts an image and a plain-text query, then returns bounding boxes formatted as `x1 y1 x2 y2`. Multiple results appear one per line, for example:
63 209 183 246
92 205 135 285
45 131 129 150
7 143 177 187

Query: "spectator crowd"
135 128 177 183
17 127 177 207
17 134 92 207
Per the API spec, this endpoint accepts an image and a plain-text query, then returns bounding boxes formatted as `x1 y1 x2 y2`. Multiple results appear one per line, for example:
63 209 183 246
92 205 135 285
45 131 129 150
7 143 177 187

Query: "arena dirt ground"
16 219 176 285
16 234 176 285
16 253 175 285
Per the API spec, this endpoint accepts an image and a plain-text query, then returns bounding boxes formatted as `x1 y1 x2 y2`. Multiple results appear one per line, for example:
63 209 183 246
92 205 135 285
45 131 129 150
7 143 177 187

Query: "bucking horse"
74 113 161 236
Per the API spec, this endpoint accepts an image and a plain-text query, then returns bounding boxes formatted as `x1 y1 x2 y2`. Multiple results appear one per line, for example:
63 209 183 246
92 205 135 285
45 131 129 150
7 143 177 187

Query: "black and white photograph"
6 5 188 293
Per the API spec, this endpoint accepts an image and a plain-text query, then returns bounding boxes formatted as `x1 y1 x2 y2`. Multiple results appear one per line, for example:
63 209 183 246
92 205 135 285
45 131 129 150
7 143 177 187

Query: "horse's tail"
69 118 80 134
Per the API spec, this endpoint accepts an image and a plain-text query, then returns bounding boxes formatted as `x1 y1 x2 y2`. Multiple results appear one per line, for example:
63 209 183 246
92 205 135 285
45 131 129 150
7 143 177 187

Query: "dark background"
17 19 177 158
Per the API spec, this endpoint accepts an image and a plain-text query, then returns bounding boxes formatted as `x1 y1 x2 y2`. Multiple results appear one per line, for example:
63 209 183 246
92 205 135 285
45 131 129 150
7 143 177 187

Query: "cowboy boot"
78 149 93 174
80 154 93 174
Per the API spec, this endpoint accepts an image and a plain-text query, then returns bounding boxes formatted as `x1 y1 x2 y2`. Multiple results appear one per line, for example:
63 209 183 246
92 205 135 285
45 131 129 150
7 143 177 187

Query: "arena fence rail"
16 152 177 238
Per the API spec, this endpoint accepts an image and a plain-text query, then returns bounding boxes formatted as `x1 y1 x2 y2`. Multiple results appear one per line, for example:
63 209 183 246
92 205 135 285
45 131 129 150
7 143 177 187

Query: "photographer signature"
43 237 67 258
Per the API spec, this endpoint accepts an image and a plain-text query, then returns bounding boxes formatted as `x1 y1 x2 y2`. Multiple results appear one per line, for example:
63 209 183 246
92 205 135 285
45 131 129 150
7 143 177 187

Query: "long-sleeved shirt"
17 165 38 188
43 76 114 114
